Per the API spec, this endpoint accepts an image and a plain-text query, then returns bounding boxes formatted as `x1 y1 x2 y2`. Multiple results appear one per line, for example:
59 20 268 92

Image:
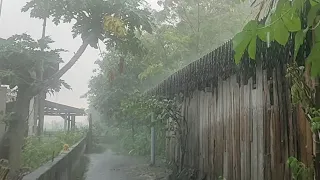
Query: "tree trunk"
4 33 93 179
37 15 48 136
7 85 31 180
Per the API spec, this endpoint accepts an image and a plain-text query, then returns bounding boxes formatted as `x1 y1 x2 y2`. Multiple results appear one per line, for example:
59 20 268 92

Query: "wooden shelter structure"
6 100 86 132
44 100 86 131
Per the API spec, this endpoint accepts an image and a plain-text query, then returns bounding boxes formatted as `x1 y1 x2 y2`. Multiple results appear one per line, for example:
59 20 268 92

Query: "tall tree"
0 34 69 179
155 0 251 62
86 0 252 157
137 0 252 83
0 0 154 178
88 0 252 119
36 0 49 136
22 0 153 86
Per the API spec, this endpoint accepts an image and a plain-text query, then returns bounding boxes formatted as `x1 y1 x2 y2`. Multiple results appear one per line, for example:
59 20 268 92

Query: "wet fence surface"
149 25 314 179
166 67 313 180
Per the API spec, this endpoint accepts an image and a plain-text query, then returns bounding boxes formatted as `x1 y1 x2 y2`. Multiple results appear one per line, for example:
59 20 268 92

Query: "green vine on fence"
287 157 314 180
286 64 314 107
286 63 320 132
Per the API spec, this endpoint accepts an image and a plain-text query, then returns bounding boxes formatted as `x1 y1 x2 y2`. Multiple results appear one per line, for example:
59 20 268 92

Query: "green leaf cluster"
234 0 320 77
286 63 314 108
287 157 313 180
0 34 69 92
22 0 153 53
233 20 259 63
306 107 320 132
234 0 302 59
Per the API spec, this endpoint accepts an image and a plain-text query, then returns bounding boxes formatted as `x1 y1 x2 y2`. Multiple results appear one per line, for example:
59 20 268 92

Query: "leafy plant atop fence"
236 0 320 178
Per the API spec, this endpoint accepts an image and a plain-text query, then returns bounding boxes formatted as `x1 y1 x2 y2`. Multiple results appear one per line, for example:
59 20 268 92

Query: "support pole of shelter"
67 115 71 132
37 95 45 136
71 115 76 130
63 115 68 131
33 96 39 135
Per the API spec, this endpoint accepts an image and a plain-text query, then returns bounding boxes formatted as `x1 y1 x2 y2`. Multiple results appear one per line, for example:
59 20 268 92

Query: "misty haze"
1 0 319 179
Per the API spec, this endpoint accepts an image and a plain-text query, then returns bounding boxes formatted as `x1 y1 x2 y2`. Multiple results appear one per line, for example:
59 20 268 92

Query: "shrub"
21 130 84 170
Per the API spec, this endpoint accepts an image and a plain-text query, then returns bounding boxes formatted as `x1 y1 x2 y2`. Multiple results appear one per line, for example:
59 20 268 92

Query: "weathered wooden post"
87 114 93 153
67 115 71 132
63 115 68 131
151 112 155 165
71 115 75 130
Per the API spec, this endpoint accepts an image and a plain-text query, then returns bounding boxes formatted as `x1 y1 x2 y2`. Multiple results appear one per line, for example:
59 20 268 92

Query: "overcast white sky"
0 0 160 127
0 0 160 109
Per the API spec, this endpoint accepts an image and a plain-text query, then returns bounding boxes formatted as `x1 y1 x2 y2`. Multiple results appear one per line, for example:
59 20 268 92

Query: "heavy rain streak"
1 0 320 179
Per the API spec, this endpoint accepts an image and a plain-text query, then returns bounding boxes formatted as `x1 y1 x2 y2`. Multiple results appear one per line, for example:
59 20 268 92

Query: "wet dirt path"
84 148 170 180
84 149 142 180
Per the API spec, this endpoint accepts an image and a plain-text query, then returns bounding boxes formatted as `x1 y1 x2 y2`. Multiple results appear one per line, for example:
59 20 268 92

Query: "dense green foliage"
0 0 156 176
287 157 313 180
21 131 84 170
87 0 251 156
0 34 69 92
22 0 153 53
90 93 181 156
234 0 320 76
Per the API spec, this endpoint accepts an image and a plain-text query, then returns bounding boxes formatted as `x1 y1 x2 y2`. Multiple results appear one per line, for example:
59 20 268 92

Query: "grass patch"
21 130 85 170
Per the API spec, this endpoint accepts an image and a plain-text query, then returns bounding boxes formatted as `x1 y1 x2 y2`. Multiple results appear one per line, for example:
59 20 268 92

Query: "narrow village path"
84 148 170 180
85 149 140 180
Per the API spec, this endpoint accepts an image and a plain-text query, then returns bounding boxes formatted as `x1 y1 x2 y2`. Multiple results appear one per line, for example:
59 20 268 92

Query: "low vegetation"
21 131 84 170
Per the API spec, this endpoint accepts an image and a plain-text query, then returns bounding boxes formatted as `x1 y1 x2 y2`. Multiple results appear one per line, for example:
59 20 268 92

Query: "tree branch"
33 34 95 95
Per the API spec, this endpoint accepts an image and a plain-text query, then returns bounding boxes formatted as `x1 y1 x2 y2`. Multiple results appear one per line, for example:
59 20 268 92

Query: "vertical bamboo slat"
164 67 314 180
